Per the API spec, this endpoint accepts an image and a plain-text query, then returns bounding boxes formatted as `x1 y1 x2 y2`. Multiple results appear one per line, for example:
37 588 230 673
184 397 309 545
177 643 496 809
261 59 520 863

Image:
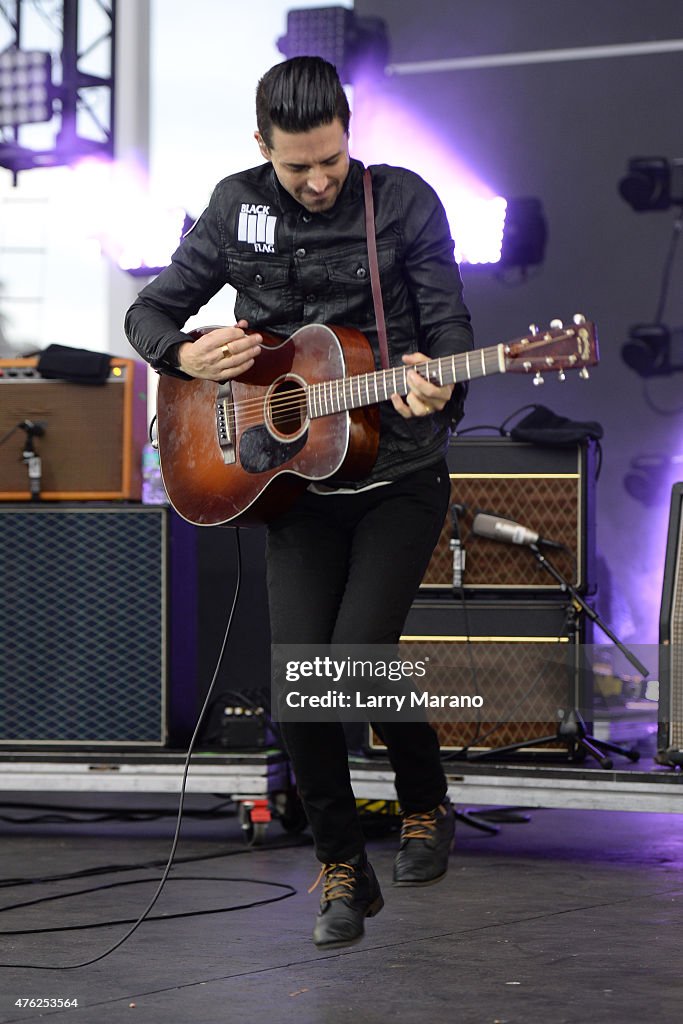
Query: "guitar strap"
363 168 390 370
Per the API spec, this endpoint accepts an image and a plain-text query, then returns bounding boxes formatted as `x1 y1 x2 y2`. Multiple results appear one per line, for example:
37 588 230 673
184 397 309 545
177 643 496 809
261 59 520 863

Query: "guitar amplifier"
0 504 171 747
658 482 683 765
369 598 592 757
421 437 596 593
0 357 148 500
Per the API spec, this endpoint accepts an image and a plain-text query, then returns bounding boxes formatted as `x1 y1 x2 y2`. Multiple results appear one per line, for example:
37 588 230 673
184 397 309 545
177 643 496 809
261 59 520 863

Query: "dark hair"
256 56 350 148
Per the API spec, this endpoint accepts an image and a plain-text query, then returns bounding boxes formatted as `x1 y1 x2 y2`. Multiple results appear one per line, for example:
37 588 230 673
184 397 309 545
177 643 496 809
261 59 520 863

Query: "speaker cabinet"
369 598 591 756
659 482 683 763
0 505 171 747
421 438 596 593
0 358 148 500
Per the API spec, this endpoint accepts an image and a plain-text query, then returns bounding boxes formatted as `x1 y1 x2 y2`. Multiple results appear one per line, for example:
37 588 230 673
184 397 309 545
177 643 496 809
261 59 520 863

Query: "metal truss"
0 0 116 180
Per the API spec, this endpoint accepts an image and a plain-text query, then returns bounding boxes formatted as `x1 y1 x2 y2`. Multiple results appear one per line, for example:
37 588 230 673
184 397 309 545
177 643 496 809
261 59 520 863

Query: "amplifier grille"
421 438 595 592
0 359 147 500
370 599 588 756
0 505 167 745
660 483 683 754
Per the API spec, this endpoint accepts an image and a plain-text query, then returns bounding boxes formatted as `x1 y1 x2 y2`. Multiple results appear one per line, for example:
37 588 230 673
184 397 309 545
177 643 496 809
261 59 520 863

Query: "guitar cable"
0 528 268 970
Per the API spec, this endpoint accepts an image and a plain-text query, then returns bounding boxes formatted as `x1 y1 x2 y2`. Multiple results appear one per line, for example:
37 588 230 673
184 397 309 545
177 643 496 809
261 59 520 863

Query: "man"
125 56 474 949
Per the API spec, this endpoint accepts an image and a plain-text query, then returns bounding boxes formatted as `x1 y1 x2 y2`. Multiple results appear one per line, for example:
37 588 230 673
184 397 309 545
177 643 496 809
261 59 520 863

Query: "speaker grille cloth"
402 638 572 750
0 380 125 493
670 534 683 748
0 507 166 744
424 475 581 589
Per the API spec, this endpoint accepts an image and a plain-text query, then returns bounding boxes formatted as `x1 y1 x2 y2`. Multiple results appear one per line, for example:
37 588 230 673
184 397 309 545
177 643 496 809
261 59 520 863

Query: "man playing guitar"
126 55 474 949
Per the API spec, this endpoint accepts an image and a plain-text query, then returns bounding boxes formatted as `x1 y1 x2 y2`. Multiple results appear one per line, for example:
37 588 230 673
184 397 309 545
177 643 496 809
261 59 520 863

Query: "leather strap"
363 168 390 370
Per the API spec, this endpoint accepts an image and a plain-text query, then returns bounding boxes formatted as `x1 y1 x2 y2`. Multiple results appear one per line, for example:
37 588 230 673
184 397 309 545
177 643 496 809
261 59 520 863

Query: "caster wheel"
239 799 271 845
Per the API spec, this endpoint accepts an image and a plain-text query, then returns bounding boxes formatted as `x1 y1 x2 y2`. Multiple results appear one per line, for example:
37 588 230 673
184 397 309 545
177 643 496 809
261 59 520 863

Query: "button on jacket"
125 158 474 485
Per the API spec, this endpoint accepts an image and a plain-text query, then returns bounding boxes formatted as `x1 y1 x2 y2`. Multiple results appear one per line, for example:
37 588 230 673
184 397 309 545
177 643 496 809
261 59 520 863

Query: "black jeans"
266 461 451 862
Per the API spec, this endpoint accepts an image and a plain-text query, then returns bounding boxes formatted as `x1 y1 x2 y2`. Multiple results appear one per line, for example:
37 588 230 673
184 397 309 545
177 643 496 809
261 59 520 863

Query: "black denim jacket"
125 158 474 485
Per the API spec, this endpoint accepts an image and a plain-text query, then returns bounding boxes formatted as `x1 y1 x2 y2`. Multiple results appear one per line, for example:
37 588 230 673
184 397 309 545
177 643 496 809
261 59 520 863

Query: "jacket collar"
267 158 366 218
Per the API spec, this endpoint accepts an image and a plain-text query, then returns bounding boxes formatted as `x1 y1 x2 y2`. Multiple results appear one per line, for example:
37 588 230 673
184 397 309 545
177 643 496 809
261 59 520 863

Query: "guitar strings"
217 363 425 429
217 353 473 422
213 333 578 428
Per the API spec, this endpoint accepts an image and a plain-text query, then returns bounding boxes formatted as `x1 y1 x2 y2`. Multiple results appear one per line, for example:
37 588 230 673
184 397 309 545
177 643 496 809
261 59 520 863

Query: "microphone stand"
19 421 44 502
443 504 534 833
529 544 649 678
468 543 648 769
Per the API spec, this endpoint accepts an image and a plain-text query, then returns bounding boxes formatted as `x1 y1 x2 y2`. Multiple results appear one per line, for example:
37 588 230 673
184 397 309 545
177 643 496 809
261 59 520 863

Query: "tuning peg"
557 370 566 382
549 318 564 329
573 313 587 325
579 368 590 380
533 372 544 386
528 323 540 335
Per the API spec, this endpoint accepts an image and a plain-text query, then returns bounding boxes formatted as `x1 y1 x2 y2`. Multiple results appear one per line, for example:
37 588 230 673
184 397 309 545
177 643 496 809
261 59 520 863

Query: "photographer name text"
284 690 483 711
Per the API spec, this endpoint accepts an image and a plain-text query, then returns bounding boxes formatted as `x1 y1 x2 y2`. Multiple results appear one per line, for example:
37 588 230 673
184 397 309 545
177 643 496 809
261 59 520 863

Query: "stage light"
0 48 54 129
450 196 507 265
619 157 683 211
499 196 547 268
277 6 389 83
116 210 195 278
66 158 194 278
621 324 683 377
453 195 547 269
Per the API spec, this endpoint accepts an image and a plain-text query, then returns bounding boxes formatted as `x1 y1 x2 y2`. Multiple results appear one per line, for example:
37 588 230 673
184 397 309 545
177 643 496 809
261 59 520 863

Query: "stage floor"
0 789 680 1024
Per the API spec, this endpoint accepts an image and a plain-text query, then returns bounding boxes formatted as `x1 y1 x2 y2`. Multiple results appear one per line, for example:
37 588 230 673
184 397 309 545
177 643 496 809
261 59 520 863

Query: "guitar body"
157 313 599 528
157 324 380 526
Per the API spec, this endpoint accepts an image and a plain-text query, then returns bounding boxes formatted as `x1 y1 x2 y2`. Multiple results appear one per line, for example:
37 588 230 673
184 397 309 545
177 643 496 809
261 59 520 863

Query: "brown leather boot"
311 852 384 948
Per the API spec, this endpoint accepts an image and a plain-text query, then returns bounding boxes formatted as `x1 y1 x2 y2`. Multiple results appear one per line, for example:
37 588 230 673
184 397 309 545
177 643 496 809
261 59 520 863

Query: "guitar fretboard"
307 344 505 418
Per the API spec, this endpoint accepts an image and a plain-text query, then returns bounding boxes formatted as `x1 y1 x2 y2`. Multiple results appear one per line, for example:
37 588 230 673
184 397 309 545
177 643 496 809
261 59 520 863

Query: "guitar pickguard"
239 423 308 474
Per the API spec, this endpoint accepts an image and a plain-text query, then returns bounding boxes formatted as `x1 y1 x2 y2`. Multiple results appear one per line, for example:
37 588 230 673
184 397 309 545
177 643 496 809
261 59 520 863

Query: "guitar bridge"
216 385 236 464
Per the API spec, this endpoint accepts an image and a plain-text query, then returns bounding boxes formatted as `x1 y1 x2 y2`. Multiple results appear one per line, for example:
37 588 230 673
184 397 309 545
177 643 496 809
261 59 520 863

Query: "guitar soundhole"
268 377 307 439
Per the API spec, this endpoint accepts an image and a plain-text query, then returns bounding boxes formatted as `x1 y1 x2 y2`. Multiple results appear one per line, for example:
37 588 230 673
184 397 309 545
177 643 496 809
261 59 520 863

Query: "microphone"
449 503 467 588
471 512 565 550
18 419 46 437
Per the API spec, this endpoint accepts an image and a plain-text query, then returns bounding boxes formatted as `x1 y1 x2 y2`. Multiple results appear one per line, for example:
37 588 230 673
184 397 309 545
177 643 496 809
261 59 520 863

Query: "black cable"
0 836 311 892
0 528 247 970
640 381 683 418
0 424 20 447
654 206 683 324
454 424 505 436
0 797 238 826
0 876 296 936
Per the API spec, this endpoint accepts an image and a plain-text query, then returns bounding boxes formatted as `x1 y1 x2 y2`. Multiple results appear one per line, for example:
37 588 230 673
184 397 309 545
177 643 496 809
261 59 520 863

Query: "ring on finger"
221 342 232 357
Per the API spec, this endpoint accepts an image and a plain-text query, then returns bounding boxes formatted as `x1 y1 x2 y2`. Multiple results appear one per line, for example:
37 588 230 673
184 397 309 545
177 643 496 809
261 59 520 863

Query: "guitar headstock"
504 315 599 382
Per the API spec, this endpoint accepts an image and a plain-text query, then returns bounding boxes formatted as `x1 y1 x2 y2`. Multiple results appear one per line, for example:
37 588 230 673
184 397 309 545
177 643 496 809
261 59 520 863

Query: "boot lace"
400 805 443 842
308 862 357 901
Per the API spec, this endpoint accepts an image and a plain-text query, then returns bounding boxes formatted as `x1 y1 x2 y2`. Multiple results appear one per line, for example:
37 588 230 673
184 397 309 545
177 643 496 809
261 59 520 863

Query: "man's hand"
390 352 454 418
175 320 262 380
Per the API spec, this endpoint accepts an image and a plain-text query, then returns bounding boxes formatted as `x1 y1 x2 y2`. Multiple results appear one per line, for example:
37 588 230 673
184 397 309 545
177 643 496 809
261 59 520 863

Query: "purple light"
351 90 506 264
67 157 188 275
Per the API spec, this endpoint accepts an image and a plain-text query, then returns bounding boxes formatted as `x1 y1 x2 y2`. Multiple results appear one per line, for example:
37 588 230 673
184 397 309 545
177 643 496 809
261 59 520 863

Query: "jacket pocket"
227 254 292 324
228 254 291 290
325 242 396 285
323 243 397 325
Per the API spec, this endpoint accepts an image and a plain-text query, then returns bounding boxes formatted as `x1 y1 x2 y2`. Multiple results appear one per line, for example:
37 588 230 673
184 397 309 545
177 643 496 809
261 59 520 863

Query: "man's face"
255 118 350 213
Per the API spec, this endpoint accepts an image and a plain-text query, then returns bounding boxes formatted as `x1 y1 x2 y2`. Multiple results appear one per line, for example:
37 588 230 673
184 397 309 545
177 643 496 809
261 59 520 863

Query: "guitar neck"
306 343 505 418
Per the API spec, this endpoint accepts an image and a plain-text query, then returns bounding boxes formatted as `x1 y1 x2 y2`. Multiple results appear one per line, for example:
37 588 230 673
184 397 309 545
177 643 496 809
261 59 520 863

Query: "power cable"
0 528 266 970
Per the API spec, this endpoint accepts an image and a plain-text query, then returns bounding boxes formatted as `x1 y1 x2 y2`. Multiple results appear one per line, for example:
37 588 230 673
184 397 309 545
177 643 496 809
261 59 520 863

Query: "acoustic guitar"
156 316 598 527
